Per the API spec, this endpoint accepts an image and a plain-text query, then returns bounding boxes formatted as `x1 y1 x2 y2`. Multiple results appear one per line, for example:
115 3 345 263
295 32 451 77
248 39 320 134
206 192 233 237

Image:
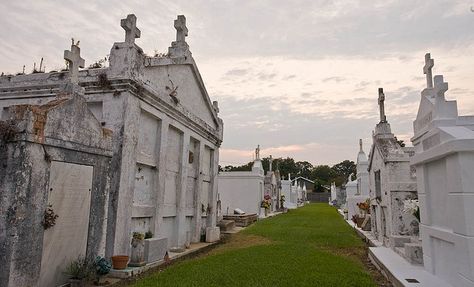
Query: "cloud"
1 0 474 166
225 68 249 77
322 76 346 83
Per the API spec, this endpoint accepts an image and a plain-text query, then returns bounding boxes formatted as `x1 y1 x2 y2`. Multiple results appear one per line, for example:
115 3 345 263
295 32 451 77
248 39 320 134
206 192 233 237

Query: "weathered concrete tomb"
0 14 223 287
368 88 420 262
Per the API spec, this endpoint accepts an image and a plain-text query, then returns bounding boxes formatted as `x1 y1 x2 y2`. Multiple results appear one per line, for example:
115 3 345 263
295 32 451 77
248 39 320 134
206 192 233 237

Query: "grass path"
128 204 382 287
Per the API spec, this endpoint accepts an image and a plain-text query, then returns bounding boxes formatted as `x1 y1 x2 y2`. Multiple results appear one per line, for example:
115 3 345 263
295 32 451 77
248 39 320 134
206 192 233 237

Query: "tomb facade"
368 88 418 251
0 14 222 287
346 139 370 221
218 146 265 217
411 53 474 286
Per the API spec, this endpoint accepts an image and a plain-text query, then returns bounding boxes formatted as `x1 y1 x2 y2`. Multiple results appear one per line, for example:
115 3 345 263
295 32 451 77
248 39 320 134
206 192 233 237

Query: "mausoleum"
0 14 223 287
368 88 420 262
411 53 474 287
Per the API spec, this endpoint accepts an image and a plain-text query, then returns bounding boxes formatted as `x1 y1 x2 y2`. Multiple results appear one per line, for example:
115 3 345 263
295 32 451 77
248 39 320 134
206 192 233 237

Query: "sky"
1 0 473 166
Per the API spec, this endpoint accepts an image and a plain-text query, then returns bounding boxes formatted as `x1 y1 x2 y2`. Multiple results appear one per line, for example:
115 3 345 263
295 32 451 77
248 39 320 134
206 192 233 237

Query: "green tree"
310 165 336 186
331 160 356 184
295 161 313 179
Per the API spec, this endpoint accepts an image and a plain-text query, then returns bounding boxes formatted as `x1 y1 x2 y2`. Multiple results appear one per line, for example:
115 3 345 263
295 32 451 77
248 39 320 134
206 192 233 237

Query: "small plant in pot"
144 230 153 239
261 195 272 216
129 232 146 267
63 256 94 287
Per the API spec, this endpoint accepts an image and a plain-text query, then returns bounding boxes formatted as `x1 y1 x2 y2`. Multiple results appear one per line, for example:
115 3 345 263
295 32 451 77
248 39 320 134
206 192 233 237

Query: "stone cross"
378 88 387 123
423 53 434 89
121 14 141 45
359 139 363 152
174 15 188 42
433 75 448 99
255 145 260 160
64 44 85 84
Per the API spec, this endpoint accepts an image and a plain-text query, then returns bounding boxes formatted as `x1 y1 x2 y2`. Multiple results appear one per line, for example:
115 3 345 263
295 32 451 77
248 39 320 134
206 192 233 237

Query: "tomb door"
39 161 93 287
201 146 213 219
164 127 182 215
381 207 387 241
186 139 199 210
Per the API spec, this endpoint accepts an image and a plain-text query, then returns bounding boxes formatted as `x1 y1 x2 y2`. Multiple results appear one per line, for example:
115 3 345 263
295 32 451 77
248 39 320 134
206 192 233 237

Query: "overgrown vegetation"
129 204 384 287
0 120 17 144
97 73 112 90
88 57 108 69
63 256 95 280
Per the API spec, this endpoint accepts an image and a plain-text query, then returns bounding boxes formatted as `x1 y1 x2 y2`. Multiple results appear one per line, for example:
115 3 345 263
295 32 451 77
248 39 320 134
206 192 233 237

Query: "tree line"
220 157 356 192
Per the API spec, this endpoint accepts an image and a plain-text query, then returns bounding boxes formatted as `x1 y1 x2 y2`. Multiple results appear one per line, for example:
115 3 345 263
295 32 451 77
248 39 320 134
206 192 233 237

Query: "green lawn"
129 204 379 287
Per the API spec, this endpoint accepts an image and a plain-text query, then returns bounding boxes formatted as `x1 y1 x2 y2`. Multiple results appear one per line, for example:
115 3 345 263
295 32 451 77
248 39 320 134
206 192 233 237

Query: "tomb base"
144 237 168 263
223 214 258 227
206 227 220 243
217 220 235 232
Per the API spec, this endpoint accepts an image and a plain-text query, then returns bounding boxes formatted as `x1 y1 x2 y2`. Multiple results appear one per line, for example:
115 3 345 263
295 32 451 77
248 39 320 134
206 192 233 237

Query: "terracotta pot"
111 255 129 270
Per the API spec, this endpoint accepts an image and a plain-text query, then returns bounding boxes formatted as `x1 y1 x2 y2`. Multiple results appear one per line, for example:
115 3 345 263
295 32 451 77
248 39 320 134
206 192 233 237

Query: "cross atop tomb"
378 88 387 123
174 15 188 43
121 14 141 45
64 43 85 84
433 75 448 100
359 139 363 152
255 145 260 160
423 53 434 89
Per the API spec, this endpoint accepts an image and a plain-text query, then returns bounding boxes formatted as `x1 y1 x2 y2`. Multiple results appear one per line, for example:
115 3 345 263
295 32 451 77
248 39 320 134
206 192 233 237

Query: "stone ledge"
109 241 218 280
368 247 452 287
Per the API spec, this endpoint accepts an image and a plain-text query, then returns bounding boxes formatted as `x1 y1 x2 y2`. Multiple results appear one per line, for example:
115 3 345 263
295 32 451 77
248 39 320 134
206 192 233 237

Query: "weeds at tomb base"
126 204 391 287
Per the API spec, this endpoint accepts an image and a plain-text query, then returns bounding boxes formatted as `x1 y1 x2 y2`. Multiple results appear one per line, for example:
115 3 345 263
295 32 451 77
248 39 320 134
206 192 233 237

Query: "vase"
129 238 145 267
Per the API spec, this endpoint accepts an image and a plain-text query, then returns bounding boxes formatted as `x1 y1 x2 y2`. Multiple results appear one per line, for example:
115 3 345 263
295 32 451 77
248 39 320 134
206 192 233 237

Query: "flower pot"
111 255 129 270
355 216 365 228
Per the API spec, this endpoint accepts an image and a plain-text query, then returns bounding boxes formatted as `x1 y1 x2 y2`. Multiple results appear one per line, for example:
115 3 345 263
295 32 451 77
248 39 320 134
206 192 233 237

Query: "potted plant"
280 195 285 210
403 199 420 221
129 232 145 267
261 195 272 216
63 256 93 287
144 230 153 239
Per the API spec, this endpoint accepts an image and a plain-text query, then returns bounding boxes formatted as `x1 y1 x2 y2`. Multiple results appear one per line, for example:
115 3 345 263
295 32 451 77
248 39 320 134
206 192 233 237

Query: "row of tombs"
330 53 474 287
0 14 224 287
218 147 310 226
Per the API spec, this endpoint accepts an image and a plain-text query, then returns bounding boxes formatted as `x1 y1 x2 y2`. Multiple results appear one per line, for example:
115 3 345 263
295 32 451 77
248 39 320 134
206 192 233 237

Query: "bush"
63 256 94 280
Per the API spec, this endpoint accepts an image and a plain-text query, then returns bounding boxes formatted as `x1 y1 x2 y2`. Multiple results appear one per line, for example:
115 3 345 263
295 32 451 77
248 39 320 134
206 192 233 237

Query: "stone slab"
404 243 423 265
206 227 220 243
390 235 412 248
217 220 235 232
144 237 168 263
109 242 218 279
223 214 258 227
369 247 453 287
